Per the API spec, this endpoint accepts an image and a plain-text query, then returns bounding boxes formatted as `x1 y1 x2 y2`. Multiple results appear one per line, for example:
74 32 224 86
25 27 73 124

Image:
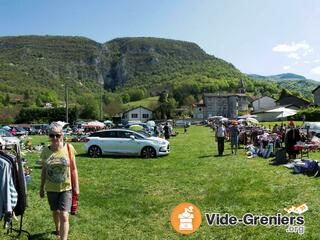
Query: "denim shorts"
47 191 72 212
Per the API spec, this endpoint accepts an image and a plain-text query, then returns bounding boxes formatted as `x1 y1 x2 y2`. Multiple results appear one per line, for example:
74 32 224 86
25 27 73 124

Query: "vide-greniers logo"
170 203 305 235
170 202 202 234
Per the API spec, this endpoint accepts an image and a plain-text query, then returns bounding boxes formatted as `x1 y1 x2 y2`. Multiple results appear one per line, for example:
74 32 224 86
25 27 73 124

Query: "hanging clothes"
0 157 18 219
0 151 27 216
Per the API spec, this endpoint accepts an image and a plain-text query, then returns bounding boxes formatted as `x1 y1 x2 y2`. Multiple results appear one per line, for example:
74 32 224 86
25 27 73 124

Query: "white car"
300 122 320 137
0 129 20 146
84 129 170 158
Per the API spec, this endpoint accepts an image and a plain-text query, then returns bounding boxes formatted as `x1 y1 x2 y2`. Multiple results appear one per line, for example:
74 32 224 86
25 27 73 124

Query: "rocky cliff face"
0 35 243 96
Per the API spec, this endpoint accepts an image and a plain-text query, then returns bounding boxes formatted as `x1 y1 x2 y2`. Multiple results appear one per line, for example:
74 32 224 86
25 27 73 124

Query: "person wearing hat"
39 122 79 240
230 120 240 155
285 121 301 159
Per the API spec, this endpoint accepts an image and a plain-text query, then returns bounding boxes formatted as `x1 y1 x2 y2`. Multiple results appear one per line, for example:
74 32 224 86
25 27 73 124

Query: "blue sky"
1 0 320 80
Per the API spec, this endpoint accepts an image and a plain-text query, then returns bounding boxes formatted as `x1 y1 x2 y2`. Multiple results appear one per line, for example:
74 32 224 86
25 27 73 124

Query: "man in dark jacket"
285 121 301 159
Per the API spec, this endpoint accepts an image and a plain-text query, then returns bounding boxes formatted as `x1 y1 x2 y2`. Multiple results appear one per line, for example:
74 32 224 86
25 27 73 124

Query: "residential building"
193 100 204 120
312 86 320 106
121 106 153 122
203 93 249 119
252 96 276 112
276 94 309 108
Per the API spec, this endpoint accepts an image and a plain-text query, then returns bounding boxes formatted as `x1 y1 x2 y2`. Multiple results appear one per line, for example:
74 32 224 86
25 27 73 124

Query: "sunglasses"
49 133 62 138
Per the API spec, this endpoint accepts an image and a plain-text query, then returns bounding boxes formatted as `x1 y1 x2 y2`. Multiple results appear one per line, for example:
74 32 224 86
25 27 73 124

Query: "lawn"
122 96 159 110
3 126 320 239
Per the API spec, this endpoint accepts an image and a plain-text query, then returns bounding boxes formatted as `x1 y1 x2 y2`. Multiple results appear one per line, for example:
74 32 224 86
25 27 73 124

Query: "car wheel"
88 145 102 158
141 146 157 158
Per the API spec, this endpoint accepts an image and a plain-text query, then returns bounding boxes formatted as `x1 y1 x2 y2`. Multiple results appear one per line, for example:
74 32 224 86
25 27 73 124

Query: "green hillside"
0 35 286 122
0 36 280 98
0 36 110 95
248 73 319 100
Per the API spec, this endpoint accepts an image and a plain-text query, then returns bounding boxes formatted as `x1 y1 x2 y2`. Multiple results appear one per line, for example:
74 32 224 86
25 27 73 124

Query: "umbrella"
266 107 297 119
246 117 259 124
129 125 144 131
276 109 297 119
83 121 105 128
146 121 156 127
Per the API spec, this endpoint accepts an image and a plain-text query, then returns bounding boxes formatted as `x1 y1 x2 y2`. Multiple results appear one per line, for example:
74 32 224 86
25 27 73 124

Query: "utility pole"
65 84 69 123
99 84 103 120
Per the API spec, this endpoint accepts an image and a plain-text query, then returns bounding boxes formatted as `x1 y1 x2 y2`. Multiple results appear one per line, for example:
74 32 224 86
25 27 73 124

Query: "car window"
0 130 13 137
104 131 117 138
90 132 104 137
90 131 117 138
117 131 132 138
133 133 144 139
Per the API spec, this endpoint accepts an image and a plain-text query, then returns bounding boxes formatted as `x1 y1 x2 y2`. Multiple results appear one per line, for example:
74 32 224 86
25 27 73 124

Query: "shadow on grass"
198 155 214 158
291 171 319 177
29 231 55 240
199 153 232 158
268 158 288 166
76 153 166 160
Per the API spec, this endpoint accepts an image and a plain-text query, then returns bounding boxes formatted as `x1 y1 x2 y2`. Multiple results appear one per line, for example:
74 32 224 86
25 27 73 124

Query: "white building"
193 100 204 120
121 106 153 122
252 96 276 112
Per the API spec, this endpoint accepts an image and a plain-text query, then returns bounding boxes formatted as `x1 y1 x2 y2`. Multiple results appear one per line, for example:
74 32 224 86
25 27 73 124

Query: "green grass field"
3 126 320 239
122 96 159 110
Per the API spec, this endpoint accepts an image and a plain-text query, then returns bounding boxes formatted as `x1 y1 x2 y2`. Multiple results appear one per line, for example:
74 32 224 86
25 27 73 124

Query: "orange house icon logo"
170 202 202 234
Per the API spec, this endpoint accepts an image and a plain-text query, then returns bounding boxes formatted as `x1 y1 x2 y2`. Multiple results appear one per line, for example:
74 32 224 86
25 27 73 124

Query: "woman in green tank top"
40 122 79 240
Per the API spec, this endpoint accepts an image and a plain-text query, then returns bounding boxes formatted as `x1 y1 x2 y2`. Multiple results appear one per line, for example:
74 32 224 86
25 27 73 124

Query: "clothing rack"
3 143 31 239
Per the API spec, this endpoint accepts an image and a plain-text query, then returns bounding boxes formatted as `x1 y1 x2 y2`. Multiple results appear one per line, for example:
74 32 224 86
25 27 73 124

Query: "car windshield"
133 131 147 138
0 130 14 137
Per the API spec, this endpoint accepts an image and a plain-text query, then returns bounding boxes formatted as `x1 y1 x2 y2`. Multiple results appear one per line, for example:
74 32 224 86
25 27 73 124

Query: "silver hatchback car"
84 129 170 158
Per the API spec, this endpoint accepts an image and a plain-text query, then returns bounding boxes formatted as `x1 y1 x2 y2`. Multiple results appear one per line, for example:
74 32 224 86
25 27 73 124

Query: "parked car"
30 124 50 135
23 127 32 135
301 122 320 137
0 136 5 149
84 129 170 158
0 129 20 146
9 127 28 136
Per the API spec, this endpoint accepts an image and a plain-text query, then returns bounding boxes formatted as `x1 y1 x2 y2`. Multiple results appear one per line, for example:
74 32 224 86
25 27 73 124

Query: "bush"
16 107 78 124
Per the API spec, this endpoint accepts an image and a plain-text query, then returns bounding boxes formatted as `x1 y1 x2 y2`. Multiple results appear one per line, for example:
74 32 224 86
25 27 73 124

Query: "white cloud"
311 66 320 75
303 60 311 64
314 59 320 63
283 65 291 70
288 53 300 59
272 42 311 53
303 48 313 56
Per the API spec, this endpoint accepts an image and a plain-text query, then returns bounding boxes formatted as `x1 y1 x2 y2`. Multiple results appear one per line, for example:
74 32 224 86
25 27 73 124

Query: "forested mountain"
0 35 282 107
248 73 319 100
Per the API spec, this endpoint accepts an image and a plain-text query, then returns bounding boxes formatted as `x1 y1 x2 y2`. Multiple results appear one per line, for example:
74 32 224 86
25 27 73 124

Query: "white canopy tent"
255 107 297 121
266 107 297 119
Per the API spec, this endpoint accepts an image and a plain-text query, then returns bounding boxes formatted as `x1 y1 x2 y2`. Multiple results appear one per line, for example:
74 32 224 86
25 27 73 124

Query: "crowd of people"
213 120 315 159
